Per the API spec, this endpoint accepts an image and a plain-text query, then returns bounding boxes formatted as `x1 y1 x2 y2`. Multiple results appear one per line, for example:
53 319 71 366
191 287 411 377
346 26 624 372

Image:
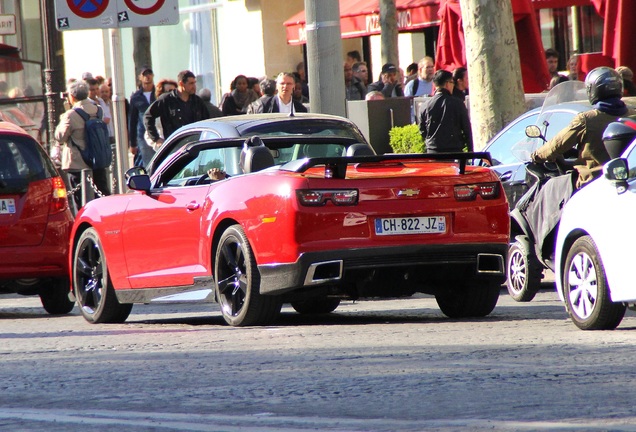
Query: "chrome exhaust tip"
477 253 504 274
304 260 343 285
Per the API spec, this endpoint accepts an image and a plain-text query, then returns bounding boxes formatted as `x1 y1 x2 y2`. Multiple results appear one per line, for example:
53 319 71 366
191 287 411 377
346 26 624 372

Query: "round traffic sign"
66 0 109 19
123 0 165 15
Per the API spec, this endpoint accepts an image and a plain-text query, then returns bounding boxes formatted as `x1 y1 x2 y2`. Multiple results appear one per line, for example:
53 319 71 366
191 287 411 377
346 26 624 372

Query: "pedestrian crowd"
51 47 636 211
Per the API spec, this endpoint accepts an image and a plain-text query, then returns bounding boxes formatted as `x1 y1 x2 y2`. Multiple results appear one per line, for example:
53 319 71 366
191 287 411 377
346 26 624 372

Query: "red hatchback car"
0 122 75 314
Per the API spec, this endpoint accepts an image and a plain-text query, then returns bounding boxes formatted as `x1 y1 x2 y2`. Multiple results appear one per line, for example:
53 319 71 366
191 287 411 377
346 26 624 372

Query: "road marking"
2 408 636 431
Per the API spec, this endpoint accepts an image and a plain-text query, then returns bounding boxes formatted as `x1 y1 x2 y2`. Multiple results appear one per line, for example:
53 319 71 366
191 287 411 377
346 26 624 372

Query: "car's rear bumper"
0 245 68 280
258 243 508 295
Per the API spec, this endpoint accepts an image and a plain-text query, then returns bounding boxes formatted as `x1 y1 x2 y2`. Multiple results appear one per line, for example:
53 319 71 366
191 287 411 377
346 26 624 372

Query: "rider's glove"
531 151 544 163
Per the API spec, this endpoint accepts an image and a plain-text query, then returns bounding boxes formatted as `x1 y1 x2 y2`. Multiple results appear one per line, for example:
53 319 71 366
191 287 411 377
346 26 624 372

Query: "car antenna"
289 99 295 117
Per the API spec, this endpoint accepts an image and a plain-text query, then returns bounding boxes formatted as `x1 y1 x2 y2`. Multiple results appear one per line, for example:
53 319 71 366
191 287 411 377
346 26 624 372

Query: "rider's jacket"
532 107 636 188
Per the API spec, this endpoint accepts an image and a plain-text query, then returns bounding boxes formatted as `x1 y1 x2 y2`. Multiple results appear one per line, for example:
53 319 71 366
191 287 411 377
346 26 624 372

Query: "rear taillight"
297 189 358 206
50 177 69 214
454 182 500 201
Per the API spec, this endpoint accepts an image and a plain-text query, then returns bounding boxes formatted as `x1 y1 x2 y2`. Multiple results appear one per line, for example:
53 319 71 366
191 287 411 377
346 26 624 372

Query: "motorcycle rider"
531 66 636 189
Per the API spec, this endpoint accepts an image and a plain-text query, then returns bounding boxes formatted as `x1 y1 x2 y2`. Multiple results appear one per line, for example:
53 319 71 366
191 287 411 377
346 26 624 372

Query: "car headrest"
346 143 375 156
244 136 264 148
240 145 275 174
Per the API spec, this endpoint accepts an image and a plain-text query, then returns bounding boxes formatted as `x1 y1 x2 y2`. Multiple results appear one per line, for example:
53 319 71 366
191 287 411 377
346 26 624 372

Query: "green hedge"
389 124 425 154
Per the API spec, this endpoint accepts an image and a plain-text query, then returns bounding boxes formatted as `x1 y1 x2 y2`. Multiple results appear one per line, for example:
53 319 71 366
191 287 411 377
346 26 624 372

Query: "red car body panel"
70 158 509 294
0 123 74 282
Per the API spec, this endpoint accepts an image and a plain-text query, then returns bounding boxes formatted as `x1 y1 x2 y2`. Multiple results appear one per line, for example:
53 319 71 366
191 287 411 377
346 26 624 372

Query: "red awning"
435 0 550 93
590 0 636 72
283 0 592 45
0 43 23 73
284 0 440 45
531 0 591 8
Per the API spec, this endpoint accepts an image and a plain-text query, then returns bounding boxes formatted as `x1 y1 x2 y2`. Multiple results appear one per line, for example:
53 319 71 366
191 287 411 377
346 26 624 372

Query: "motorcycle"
506 81 636 302
504 81 584 301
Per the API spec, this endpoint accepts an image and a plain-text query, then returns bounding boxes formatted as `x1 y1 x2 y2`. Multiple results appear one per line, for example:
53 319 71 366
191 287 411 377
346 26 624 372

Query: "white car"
554 119 636 330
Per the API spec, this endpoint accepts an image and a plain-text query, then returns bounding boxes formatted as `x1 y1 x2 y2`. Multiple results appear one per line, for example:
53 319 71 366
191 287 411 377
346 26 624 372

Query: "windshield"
510 81 587 162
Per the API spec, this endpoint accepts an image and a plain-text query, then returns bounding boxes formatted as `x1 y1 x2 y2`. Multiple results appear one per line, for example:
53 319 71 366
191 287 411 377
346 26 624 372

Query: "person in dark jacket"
367 63 403 98
198 88 223 118
128 67 156 167
247 72 308 114
143 70 209 148
419 69 473 153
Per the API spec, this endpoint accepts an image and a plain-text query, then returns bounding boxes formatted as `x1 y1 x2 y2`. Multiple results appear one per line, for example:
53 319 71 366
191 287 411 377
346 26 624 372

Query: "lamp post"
40 0 66 149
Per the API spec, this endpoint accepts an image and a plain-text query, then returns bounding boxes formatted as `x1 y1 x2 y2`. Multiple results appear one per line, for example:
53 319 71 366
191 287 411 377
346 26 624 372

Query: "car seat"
346 143 375 156
240 137 275 173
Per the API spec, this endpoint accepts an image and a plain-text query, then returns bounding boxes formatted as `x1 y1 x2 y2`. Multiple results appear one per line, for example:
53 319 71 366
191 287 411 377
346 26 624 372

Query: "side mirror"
127 174 152 192
525 125 545 141
125 166 147 182
603 158 629 194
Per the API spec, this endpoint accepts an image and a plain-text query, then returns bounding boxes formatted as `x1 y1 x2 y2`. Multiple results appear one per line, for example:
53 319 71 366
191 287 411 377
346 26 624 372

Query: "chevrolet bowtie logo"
397 188 420 197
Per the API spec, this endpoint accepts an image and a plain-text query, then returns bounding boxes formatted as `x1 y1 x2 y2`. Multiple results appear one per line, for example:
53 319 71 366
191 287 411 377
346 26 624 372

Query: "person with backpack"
404 57 435 97
55 79 112 211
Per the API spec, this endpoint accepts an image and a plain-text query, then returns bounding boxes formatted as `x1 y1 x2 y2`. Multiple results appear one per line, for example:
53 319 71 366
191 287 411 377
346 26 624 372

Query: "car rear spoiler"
280 152 493 179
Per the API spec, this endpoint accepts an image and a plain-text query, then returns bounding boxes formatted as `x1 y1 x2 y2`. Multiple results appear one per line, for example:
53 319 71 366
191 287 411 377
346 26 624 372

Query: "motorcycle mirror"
525 125 544 140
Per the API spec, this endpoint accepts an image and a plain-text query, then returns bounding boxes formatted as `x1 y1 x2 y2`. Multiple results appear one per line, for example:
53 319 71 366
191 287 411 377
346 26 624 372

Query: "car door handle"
186 202 200 211
499 171 513 181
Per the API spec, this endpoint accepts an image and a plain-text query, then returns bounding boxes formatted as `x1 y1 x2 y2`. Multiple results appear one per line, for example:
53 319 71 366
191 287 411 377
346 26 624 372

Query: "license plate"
0 198 15 214
375 216 446 235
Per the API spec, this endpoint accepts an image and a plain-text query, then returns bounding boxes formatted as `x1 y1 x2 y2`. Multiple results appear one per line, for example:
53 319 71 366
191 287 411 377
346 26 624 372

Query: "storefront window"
539 5 603 69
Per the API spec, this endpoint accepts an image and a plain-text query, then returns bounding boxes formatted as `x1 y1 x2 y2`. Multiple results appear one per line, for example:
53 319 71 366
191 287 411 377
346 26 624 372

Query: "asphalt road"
2 287 636 432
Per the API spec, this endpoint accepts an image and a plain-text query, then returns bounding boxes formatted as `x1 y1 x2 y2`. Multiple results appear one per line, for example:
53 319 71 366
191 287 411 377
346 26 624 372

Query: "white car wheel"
563 236 625 330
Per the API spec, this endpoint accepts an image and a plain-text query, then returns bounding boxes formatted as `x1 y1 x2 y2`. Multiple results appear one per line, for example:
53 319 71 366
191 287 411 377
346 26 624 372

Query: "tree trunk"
132 27 152 78
379 0 399 66
460 0 526 148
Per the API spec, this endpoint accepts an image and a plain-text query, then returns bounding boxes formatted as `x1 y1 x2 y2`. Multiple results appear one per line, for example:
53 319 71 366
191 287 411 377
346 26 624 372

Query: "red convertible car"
69 115 509 326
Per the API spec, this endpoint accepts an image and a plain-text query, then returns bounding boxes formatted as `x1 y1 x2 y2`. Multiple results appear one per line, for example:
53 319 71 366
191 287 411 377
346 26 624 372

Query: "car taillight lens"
50 176 69 214
454 182 500 201
297 189 358 206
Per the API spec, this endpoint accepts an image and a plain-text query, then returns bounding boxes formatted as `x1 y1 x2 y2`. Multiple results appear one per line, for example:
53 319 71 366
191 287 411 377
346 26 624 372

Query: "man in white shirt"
404 56 435 97
247 72 308 114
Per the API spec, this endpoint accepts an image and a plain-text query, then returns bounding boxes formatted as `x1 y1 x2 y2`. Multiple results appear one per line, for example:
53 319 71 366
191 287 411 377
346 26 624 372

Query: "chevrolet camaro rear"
69 141 508 327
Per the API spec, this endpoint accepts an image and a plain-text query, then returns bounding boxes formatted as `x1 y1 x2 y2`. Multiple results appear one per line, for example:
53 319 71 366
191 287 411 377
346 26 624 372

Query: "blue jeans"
137 136 156 168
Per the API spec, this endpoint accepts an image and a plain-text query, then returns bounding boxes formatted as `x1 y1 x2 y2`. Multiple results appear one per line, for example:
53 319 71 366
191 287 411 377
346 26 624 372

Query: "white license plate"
0 198 15 214
375 216 446 235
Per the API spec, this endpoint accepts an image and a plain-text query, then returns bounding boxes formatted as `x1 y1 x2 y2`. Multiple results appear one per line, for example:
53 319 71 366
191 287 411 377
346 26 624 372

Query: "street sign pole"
108 27 129 194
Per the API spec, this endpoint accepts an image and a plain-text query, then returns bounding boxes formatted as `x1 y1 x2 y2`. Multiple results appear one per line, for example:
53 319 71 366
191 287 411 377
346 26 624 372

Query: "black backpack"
72 106 112 170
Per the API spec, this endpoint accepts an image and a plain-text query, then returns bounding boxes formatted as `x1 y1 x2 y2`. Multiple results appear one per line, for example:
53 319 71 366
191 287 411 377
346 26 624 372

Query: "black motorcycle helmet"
602 118 636 159
585 66 623 105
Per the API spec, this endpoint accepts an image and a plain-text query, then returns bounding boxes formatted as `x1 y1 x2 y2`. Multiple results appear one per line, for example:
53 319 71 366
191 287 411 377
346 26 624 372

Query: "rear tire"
563 236 625 330
291 297 341 314
73 228 132 323
506 236 542 302
214 225 281 326
39 278 74 315
436 281 500 318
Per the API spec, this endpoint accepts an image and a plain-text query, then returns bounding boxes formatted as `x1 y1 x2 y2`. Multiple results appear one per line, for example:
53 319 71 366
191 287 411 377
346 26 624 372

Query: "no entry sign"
55 0 178 30
118 0 178 28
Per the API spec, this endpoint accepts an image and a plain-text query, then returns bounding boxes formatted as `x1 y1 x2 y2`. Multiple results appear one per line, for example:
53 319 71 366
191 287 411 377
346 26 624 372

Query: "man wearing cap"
129 67 156 167
367 63 404 98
